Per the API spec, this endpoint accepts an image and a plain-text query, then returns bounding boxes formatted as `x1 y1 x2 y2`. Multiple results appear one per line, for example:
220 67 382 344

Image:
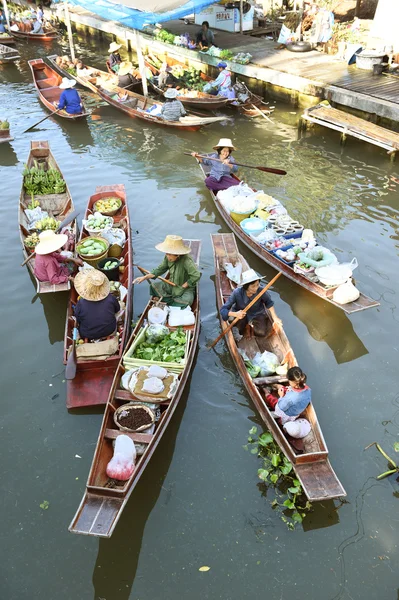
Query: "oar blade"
65 348 77 380
255 166 287 175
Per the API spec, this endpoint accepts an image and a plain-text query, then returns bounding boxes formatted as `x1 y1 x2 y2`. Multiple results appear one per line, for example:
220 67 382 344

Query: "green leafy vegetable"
133 327 187 364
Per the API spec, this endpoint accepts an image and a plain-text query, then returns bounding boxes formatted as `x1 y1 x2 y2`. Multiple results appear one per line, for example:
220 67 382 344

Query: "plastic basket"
123 325 190 373
271 247 296 266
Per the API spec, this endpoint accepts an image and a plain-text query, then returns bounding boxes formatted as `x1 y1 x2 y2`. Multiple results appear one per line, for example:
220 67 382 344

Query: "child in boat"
192 138 240 192
273 367 311 425
34 230 82 285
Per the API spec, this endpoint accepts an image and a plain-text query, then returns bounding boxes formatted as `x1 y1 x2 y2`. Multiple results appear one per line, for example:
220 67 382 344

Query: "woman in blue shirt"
274 367 311 425
192 137 240 192
57 78 83 115
220 268 282 338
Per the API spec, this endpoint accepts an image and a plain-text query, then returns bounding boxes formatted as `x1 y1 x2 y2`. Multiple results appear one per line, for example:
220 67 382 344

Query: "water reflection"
0 143 18 166
31 289 69 345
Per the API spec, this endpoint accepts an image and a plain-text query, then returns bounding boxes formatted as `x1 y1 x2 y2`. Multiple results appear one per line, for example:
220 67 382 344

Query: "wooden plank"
295 460 346 501
104 428 153 445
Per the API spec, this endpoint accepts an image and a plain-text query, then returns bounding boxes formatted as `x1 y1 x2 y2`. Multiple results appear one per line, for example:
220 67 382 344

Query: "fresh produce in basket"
110 281 121 293
77 238 108 257
93 197 122 214
134 327 186 363
24 232 40 249
34 216 61 231
275 248 296 263
146 324 170 344
84 213 113 232
23 161 66 196
102 260 118 270
27 196 40 210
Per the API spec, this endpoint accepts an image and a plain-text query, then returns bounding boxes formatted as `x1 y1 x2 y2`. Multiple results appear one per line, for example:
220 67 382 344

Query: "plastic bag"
238 349 261 378
225 262 242 284
316 258 358 286
121 369 136 391
148 365 167 379
332 279 360 305
256 229 276 244
168 306 195 327
148 306 168 325
283 419 311 439
100 228 126 248
252 351 280 376
298 246 338 268
217 181 254 208
106 435 136 481
142 377 164 394
146 324 169 343
24 207 49 230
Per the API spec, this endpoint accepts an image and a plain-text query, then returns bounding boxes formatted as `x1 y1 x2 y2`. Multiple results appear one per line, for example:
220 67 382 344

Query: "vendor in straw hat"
133 235 201 307
74 270 121 341
108 42 123 73
160 88 186 122
192 138 239 192
34 230 83 285
158 63 179 90
220 268 282 339
56 77 83 115
117 61 140 90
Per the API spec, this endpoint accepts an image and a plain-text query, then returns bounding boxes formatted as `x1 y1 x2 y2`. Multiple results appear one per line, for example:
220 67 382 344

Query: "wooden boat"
0 33 16 45
28 59 90 120
19 141 77 294
47 54 143 96
69 239 201 537
10 27 58 41
211 233 346 501
64 185 133 410
144 53 272 116
84 74 227 130
199 162 379 314
0 41 20 63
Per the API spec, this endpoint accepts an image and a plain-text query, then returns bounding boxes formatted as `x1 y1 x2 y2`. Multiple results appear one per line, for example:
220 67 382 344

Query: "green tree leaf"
250 447 259 455
293 479 301 486
280 463 293 475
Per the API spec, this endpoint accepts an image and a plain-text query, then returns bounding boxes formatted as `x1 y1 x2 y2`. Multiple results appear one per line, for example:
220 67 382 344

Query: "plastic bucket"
97 257 121 281
240 217 267 237
230 209 254 225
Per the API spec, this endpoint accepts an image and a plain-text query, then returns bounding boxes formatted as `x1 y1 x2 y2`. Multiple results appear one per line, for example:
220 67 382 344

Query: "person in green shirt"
133 235 201 307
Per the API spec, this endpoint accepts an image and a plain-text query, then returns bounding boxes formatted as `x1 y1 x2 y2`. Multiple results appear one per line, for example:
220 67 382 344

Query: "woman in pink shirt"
34 230 82 284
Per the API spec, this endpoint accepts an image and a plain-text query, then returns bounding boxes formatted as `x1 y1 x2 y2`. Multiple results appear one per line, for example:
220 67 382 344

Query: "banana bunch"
23 160 66 196
27 195 40 210
24 233 40 248
34 217 61 231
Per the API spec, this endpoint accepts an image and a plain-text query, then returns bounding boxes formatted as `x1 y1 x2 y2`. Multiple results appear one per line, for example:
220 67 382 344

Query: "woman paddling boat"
192 138 239 192
34 230 82 285
133 235 201 307
56 77 83 115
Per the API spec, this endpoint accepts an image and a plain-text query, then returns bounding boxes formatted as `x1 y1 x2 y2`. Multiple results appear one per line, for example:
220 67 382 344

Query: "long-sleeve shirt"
220 285 274 322
277 386 311 417
109 52 121 69
196 28 214 46
32 20 43 33
201 152 238 182
74 294 119 340
58 88 82 114
118 72 138 89
152 254 201 299
160 99 186 122
34 252 69 284
212 69 231 91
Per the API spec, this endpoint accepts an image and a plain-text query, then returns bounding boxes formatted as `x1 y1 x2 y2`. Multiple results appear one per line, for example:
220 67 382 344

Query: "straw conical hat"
213 138 236 151
74 269 110 301
118 61 132 76
108 42 122 53
35 230 68 255
155 235 191 255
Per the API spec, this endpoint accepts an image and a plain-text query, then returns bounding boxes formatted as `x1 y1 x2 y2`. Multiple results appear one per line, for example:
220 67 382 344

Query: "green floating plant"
365 442 399 480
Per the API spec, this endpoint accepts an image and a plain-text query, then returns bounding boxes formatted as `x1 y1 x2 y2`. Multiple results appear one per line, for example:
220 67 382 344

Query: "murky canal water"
1 33 399 600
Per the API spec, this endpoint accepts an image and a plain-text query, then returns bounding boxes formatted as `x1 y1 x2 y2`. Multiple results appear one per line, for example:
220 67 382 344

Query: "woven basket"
77 237 110 268
114 403 155 433
93 197 122 217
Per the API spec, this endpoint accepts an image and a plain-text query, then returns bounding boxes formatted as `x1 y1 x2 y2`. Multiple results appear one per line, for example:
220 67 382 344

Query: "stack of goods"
124 324 189 373
121 364 178 401
83 212 114 234
93 196 122 216
239 348 288 379
23 161 66 196
170 65 205 92
232 52 252 64
55 55 79 76
24 232 40 252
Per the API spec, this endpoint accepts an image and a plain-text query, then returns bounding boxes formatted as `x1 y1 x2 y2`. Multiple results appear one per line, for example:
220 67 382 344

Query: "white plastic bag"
225 262 242 284
168 306 195 327
332 279 360 305
148 306 168 325
142 377 164 394
24 207 49 230
121 369 135 391
316 258 358 287
252 351 280 376
256 229 276 244
106 435 136 481
148 365 167 379
217 181 254 210
100 228 126 248
283 419 311 439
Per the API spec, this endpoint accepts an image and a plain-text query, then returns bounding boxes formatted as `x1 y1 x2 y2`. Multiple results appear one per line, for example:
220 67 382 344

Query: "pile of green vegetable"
102 260 118 271
134 326 187 363
172 65 204 91
23 161 66 196
77 238 107 257
154 29 176 44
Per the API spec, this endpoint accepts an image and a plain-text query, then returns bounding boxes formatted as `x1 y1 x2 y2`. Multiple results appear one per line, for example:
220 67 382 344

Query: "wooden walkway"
302 102 399 155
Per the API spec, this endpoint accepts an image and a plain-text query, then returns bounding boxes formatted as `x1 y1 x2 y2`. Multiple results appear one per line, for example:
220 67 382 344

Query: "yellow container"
230 210 254 225
108 243 123 258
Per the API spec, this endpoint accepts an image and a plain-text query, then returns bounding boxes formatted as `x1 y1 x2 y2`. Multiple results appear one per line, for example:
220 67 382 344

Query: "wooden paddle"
65 322 78 380
23 109 62 133
21 209 80 267
207 271 282 350
134 265 177 287
185 153 286 176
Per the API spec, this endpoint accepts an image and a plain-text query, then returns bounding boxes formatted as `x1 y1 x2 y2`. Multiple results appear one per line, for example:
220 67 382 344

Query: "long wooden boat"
0 41 20 63
199 162 379 314
211 233 346 501
69 239 201 537
64 185 133 410
0 33 16 45
85 73 226 130
19 141 77 294
47 54 142 96
28 59 90 120
144 52 272 116
11 27 58 41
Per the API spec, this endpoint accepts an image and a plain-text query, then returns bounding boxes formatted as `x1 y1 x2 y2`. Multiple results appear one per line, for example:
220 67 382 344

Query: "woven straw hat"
74 269 110 301
35 230 68 255
241 268 265 286
108 42 122 53
155 235 190 255
59 77 76 90
213 137 236 151
164 88 178 99
118 61 132 76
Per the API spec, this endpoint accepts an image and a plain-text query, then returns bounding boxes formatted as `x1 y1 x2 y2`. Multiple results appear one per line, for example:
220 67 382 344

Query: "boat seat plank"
70 494 123 536
105 428 153 444
295 460 346 501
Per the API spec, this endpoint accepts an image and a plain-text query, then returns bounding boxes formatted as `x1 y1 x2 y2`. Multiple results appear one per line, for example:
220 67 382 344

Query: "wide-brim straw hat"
108 42 122 53
213 137 236 151
241 268 265 286
59 77 76 89
164 88 178 99
35 230 68 255
74 269 110 302
118 61 132 76
155 235 191 255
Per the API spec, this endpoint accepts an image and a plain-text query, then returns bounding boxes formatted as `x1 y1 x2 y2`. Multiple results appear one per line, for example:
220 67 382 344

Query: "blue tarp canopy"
55 0 217 29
